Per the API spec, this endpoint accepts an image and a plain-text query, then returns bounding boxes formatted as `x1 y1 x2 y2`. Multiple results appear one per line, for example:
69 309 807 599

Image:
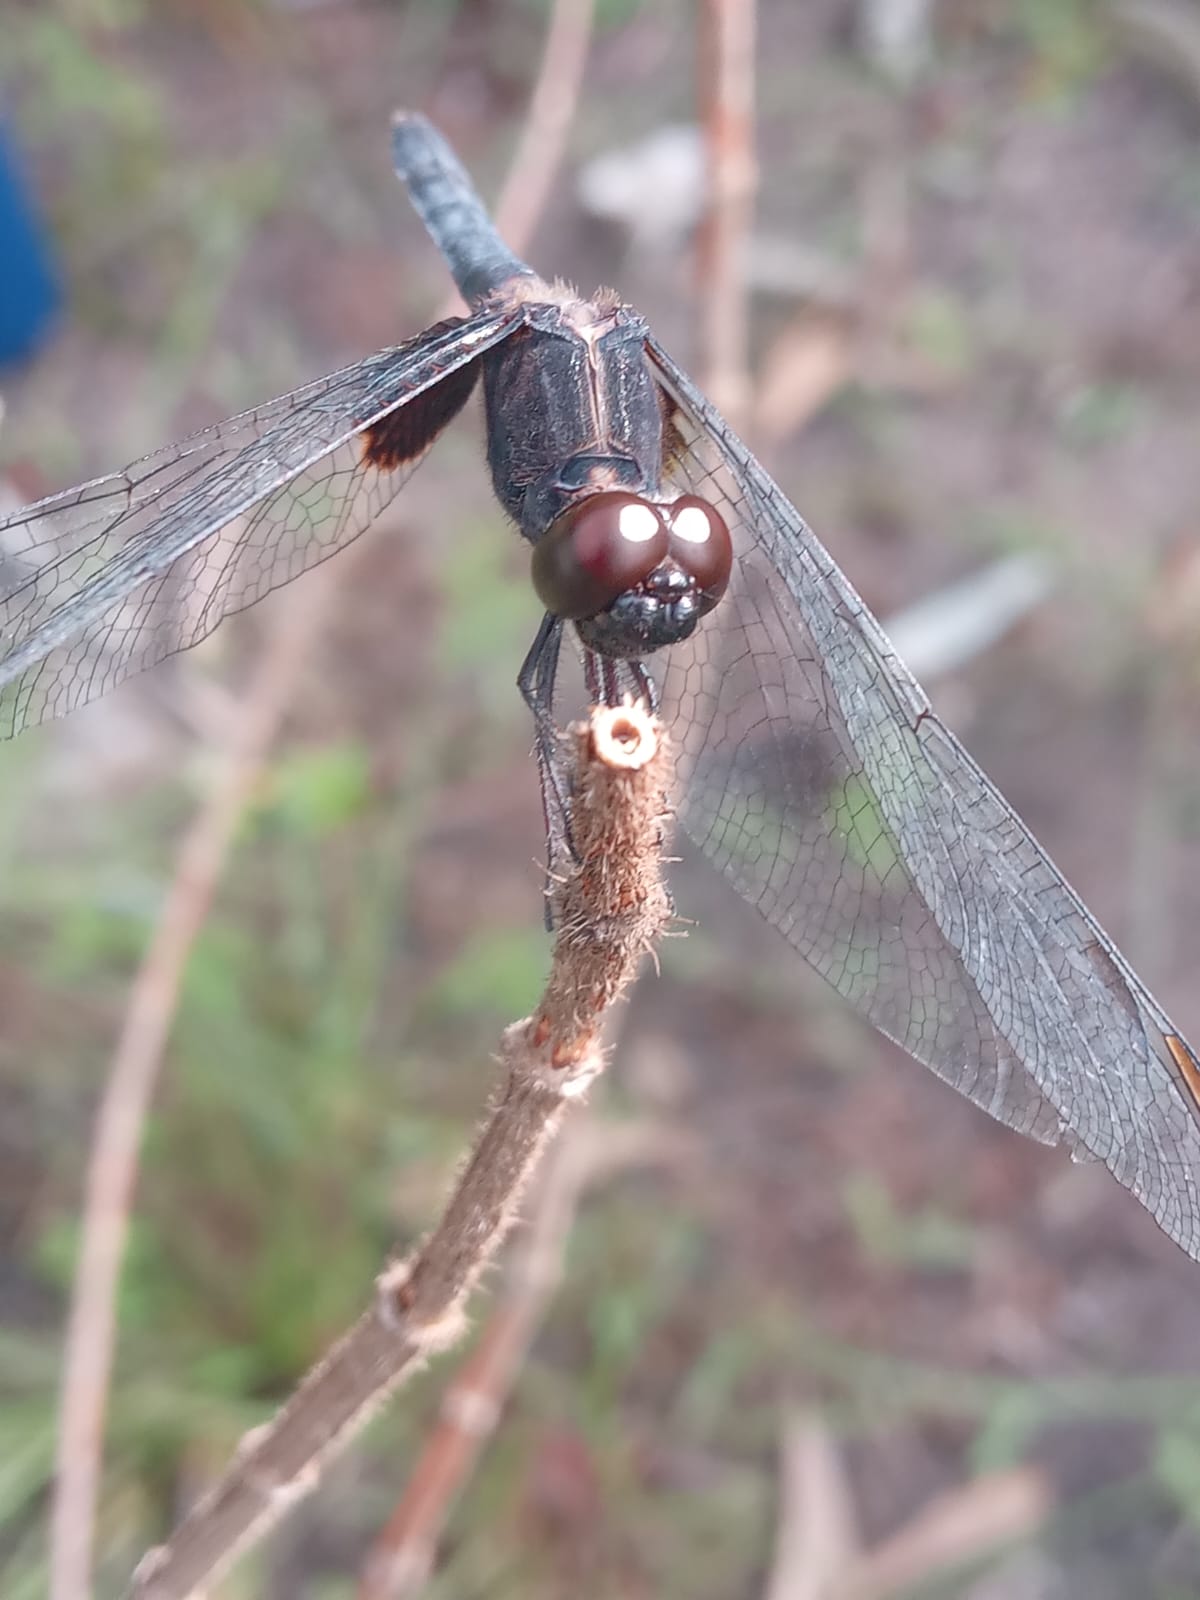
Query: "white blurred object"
1114 0 1200 101
745 235 859 306
883 552 1054 681
857 0 935 84
576 125 706 256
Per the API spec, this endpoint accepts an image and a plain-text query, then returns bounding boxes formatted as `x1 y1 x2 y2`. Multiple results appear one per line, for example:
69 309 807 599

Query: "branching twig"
760 1408 1052 1600
128 703 675 1600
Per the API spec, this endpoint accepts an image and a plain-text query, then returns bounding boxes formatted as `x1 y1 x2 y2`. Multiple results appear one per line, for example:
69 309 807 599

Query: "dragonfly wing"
647 335 1200 1261
0 305 524 734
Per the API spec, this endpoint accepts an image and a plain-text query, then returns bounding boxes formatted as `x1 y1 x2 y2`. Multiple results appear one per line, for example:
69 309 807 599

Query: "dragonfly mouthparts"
574 566 702 659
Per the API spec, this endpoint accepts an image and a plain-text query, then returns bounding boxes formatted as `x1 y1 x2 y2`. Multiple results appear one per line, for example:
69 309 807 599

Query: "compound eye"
665 495 733 612
531 493 669 620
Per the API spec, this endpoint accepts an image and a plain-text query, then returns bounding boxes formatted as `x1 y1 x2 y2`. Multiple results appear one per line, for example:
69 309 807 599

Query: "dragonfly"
3 113 1200 1263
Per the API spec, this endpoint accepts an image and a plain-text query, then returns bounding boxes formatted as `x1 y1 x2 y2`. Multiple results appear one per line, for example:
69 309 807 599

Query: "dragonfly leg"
630 658 659 713
517 614 575 913
599 655 621 706
583 648 603 704
582 652 658 714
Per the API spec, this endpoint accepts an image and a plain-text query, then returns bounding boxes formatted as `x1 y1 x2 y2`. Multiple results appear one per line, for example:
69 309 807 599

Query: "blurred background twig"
696 0 757 430
49 572 340 1600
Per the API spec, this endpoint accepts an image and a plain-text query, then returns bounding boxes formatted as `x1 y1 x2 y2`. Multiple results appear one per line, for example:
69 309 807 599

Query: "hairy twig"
357 1115 689 1600
128 703 674 1600
696 0 758 430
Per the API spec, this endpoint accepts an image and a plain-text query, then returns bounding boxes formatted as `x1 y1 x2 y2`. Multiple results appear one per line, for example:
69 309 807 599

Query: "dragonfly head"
530 490 732 657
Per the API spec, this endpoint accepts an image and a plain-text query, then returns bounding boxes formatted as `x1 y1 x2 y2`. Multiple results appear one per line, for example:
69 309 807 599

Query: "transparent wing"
647 335 1200 1261
0 306 523 735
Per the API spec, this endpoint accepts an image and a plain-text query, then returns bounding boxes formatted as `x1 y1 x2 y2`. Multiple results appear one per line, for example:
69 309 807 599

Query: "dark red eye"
665 495 733 610
531 493 669 620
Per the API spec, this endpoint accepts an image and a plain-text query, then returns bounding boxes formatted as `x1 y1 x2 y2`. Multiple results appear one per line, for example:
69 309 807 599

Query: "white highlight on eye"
618 502 662 543
671 504 713 544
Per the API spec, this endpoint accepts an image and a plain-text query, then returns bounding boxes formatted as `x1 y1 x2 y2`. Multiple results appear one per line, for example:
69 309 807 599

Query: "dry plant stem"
52 2 591 1588
832 1466 1051 1600
49 572 338 1600
356 1147 581 1600
762 1411 861 1600
358 1116 686 1600
1115 0 1200 103
128 705 674 1600
697 0 758 430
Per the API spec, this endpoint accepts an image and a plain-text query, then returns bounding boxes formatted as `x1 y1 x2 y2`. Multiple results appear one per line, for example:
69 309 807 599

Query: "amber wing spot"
1165 1033 1200 1114
361 343 481 473
655 381 689 478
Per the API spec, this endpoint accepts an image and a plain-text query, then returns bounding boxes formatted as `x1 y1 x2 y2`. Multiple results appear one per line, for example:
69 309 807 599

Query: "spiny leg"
582 650 660 713
518 613 574 901
630 658 659 713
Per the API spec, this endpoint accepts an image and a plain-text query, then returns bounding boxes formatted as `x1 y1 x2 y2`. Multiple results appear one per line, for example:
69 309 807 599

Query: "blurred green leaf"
1 1551 50 1600
828 774 900 883
438 516 536 700
969 1390 1058 1472
2 15 161 134
32 1213 79 1296
1155 1430 1200 1530
43 895 153 982
677 1329 762 1439
841 1171 975 1268
427 925 547 1017
587 1282 650 1375
904 287 974 377
1058 381 1147 448
972 503 1073 561
521 0 642 30
0 1407 55 1524
260 742 373 837
1015 0 1109 96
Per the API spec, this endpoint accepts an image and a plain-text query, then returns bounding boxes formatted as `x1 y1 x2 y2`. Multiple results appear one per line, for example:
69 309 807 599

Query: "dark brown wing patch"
361 319 482 472
655 381 689 480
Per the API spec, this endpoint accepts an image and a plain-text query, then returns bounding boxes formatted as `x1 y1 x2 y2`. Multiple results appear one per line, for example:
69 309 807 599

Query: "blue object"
0 125 60 368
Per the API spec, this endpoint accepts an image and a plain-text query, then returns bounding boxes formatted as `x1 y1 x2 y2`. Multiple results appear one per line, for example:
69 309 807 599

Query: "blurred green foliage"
840 1171 976 1269
1056 379 1149 449
1014 0 1111 99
